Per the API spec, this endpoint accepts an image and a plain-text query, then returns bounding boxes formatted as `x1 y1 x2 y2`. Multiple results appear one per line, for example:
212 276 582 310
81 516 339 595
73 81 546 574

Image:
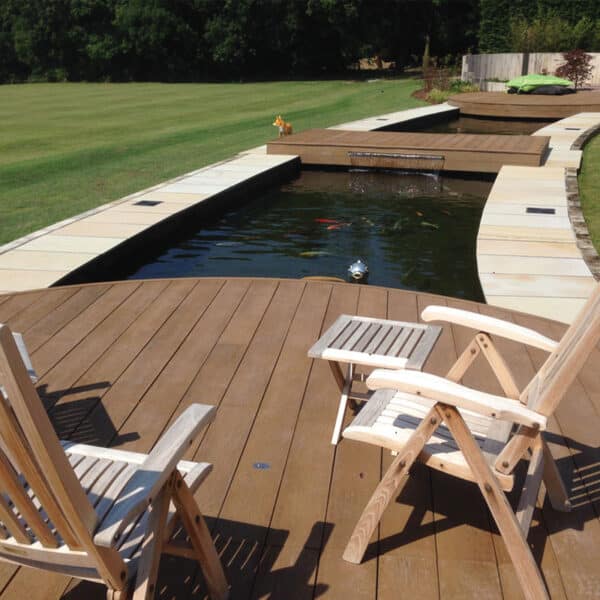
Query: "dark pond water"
126 169 492 301
392 115 551 136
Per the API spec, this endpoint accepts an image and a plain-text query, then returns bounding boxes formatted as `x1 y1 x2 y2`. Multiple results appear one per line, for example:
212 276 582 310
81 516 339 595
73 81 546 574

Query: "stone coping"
476 113 600 324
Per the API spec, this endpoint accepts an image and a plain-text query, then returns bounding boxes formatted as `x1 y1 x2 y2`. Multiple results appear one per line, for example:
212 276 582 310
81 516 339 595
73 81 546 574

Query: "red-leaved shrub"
555 49 594 90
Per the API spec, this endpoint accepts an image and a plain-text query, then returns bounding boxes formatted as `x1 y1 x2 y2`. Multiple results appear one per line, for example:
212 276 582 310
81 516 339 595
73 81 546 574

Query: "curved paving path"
477 113 600 323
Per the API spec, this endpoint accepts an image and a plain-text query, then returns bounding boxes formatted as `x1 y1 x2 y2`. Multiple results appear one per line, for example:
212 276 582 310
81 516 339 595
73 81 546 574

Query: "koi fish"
315 218 339 224
327 223 351 230
420 221 439 229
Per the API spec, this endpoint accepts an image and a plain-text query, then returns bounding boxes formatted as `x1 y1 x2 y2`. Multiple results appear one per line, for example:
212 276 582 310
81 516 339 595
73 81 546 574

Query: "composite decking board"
0 289 50 324
439 298 511 597
262 284 359 549
30 281 142 377
23 284 112 353
186 282 307 596
191 281 305 517
38 280 170 399
69 279 224 446
159 279 279 458
267 129 549 173
449 91 600 119
513 312 600 598
413 295 503 598
515 314 600 598
215 282 332 596
377 290 439 600
313 285 389 600
4 287 79 335
252 283 361 598
47 279 200 440
477 304 569 600
1 279 600 599
269 129 547 154
115 278 253 455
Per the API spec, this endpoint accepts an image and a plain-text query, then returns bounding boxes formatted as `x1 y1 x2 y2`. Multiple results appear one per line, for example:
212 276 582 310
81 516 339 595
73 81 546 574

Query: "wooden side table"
308 314 442 444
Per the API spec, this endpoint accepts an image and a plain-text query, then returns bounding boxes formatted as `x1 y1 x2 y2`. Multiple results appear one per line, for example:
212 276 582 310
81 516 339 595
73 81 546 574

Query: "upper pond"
125 169 492 302
393 115 552 135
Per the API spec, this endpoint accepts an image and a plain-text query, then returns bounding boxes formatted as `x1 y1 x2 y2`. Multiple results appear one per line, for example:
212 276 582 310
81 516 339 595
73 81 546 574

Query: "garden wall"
462 53 600 86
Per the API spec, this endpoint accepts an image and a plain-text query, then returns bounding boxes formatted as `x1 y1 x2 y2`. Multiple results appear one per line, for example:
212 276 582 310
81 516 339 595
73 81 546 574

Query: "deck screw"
430 417 437 425
484 483 493 493
114 533 120 542
502 460 509 468
195 515 201 524
470 348 476 355
399 460 406 469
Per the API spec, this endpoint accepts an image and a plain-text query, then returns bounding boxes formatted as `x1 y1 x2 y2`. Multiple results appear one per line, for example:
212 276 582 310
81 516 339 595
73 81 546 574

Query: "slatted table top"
308 314 442 370
0 277 597 600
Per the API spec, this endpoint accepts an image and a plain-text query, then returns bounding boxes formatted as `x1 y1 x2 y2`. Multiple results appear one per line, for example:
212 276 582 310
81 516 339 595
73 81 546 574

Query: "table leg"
328 360 346 392
331 363 352 445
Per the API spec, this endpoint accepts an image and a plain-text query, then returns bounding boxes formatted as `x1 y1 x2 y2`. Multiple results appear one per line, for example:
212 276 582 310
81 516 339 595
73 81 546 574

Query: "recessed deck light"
526 207 555 214
134 200 163 207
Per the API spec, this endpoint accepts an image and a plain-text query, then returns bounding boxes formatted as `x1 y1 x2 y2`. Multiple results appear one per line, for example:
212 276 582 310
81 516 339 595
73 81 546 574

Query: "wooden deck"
449 91 600 119
0 277 599 599
267 129 549 173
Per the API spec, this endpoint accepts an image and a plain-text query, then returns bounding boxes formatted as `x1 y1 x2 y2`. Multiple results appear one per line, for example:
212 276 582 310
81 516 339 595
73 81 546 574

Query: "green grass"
0 79 424 244
579 133 600 251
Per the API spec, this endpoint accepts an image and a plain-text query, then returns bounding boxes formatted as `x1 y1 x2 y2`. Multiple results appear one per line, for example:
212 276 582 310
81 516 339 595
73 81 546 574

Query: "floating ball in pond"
347 259 369 284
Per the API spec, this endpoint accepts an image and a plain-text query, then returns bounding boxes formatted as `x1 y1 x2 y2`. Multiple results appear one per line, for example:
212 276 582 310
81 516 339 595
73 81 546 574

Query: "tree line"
479 0 600 53
1 0 598 84
0 0 480 83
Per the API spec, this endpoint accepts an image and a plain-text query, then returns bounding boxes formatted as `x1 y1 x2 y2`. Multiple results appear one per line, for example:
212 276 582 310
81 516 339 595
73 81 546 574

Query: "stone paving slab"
0 152 298 291
476 112 600 324
0 250 96 271
329 102 458 131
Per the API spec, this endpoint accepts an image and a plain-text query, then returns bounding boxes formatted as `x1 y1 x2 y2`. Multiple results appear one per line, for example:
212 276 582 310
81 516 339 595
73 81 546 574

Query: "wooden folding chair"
0 323 228 600
340 284 600 600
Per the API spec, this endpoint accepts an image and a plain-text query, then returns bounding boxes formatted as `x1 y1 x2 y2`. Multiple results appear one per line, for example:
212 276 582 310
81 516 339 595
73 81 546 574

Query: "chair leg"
107 588 132 600
541 437 572 512
132 483 172 600
342 405 442 564
331 363 352 445
440 404 549 600
516 439 545 535
172 473 229 600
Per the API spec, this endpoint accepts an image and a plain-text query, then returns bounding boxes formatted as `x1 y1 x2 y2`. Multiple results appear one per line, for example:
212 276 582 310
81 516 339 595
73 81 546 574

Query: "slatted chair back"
521 283 600 417
0 324 125 585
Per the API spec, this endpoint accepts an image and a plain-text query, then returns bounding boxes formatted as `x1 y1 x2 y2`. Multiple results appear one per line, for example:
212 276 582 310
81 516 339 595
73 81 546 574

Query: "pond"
125 169 492 302
392 114 551 135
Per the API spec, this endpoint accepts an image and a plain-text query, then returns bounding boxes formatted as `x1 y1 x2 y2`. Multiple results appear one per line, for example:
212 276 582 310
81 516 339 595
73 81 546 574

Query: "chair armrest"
366 369 546 430
421 305 558 352
94 403 215 548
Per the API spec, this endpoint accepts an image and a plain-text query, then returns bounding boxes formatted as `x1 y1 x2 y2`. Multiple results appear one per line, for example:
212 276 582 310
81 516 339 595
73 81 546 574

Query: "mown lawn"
579 133 600 251
0 79 424 244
